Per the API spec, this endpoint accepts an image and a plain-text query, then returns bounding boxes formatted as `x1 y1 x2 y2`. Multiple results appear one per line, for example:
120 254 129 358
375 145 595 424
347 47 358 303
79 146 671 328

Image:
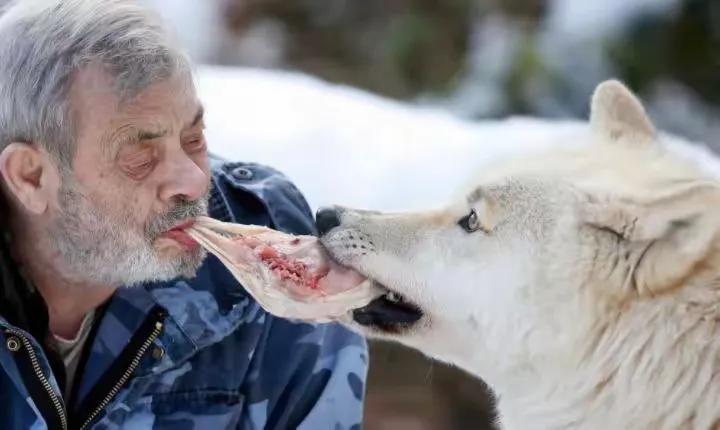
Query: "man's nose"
159 153 209 203
316 206 343 236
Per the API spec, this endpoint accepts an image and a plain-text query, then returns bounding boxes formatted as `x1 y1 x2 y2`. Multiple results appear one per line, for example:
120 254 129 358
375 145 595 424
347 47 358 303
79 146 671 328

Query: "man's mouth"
160 220 199 251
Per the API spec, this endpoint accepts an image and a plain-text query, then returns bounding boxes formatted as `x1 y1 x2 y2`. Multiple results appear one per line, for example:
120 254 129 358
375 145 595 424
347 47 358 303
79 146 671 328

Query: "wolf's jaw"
350 284 424 333
318 238 425 331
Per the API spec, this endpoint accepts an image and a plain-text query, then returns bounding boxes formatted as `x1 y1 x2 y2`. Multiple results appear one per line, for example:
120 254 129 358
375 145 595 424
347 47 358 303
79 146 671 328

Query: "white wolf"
317 81 720 429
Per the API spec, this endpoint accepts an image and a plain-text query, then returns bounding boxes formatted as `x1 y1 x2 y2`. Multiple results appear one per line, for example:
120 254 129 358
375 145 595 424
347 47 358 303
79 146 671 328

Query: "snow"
195 65 720 213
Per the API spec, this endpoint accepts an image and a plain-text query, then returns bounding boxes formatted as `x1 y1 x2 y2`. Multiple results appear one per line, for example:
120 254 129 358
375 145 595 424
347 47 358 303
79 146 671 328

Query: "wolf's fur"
322 81 720 429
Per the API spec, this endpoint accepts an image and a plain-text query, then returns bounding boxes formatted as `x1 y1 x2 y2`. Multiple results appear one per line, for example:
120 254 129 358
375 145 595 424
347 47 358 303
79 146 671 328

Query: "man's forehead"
68 64 203 162
70 63 199 124
117 75 199 121
107 103 204 141
115 95 203 130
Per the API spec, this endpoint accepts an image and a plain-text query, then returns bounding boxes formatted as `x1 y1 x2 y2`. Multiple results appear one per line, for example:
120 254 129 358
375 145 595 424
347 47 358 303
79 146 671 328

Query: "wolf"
316 81 720 429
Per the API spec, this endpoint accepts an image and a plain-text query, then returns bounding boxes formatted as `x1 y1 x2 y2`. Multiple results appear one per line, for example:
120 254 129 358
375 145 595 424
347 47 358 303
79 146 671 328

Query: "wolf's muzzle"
316 207 343 236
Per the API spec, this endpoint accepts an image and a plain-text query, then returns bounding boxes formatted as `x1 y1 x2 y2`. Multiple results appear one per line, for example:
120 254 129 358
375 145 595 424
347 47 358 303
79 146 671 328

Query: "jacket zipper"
5 328 68 430
77 319 163 430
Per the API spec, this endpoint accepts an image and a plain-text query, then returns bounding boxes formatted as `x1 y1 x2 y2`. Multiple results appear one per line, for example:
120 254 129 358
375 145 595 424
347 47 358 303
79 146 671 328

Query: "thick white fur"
322 80 720 429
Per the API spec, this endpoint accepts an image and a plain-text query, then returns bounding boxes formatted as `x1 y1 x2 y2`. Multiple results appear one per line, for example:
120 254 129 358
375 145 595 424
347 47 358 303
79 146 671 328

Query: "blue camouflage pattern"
0 156 368 429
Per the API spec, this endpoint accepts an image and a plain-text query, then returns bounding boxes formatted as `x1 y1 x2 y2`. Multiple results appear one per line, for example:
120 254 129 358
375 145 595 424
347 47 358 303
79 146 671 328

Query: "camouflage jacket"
0 157 368 429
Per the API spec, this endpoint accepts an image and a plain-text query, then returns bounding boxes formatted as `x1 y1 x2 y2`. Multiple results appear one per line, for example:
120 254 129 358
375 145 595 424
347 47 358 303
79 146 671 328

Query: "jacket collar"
0 231 51 345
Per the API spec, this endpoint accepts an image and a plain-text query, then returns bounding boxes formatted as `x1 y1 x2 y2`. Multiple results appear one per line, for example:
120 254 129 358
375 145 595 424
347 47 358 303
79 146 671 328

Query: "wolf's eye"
458 209 482 233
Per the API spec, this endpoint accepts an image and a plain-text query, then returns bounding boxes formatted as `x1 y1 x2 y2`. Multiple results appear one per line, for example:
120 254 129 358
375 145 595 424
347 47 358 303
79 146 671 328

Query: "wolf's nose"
316 207 342 236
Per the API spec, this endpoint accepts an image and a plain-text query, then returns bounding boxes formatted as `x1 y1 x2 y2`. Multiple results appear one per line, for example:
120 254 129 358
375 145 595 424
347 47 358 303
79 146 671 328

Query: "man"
0 0 367 429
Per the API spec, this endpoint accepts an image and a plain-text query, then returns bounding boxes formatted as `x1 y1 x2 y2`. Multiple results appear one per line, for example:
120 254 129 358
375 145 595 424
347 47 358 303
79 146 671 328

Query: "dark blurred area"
364 341 498 430
223 0 478 100
204 0 719 147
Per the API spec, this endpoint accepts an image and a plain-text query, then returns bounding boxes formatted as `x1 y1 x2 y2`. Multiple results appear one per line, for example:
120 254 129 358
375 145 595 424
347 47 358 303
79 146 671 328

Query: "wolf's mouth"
351 285 424 332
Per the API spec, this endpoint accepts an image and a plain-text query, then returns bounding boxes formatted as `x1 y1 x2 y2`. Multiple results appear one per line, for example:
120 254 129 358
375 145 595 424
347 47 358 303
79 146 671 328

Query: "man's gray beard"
47 175 209 287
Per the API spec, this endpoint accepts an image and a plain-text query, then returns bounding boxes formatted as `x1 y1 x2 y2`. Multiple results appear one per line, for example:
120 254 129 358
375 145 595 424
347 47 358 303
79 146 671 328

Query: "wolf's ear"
589 80 655 146
581 182 720 298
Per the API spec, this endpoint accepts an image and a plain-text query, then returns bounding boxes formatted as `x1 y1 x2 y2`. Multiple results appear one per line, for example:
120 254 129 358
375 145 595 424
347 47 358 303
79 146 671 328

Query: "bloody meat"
235 237 324 290
257 245 322 289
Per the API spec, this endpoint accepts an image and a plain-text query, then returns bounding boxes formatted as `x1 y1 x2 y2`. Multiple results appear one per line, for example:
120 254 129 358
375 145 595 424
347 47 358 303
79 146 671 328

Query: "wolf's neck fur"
478 279 720 430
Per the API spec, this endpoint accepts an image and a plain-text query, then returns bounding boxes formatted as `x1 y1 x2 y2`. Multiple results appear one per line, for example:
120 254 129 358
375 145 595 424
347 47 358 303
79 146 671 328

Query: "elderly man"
0 0 367 429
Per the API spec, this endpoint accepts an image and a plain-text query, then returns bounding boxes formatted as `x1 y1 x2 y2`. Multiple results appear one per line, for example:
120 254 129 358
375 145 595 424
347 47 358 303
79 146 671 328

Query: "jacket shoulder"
209 154 316 235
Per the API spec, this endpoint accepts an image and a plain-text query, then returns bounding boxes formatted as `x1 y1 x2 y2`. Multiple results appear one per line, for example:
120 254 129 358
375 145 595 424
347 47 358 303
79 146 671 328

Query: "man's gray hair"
0 0 191 167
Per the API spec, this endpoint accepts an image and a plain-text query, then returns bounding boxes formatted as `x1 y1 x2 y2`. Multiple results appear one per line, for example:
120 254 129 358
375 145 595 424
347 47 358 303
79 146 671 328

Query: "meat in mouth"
231 235 355 295
186 217 381 321
160 220 199 251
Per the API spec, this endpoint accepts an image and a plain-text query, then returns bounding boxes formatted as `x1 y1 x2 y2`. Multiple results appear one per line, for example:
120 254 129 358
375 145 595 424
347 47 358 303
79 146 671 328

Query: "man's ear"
0 142 53 215
580 182 720 298
589 80 656 146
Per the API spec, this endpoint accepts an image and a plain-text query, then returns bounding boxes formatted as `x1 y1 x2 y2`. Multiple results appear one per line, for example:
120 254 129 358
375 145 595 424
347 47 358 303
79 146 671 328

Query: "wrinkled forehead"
68 64 199 151
115 73 198 124
71 64 196 117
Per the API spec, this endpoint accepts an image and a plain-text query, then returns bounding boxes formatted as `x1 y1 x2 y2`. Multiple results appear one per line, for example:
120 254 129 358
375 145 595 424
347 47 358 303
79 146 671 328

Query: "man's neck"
12 222 116 339
37 276 115 339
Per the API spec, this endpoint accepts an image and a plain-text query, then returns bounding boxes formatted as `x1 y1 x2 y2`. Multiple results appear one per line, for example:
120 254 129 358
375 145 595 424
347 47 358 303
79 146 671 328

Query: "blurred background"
147 0 720 147
143 0 718 428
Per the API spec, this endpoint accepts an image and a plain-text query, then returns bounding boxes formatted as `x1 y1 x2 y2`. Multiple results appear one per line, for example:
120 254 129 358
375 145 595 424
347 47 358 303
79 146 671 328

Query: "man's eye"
130 160 154 170
458 209 482 233
120 151 156 178
125 159 155 176
184 137 206 153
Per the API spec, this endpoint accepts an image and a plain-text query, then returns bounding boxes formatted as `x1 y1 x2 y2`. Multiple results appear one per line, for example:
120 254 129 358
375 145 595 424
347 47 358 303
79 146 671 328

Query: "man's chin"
169 247 207 279
145 238 207 282
154 236 199 255
186 247 207 272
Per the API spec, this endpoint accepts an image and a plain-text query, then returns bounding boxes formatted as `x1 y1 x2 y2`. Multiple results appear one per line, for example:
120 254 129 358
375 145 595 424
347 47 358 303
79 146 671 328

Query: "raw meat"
187 216 381 321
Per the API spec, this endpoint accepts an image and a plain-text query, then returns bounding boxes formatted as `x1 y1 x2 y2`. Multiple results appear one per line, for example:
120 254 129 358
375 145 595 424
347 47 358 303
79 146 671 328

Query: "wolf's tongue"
317 259 367 293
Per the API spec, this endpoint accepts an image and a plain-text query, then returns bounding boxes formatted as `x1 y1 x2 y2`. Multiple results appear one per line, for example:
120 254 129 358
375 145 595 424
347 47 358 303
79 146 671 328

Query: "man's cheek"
102 188 150 230
107 173 157 218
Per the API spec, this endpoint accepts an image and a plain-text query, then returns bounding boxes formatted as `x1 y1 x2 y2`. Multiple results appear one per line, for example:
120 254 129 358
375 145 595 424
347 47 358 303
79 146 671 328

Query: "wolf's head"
318 81 720 411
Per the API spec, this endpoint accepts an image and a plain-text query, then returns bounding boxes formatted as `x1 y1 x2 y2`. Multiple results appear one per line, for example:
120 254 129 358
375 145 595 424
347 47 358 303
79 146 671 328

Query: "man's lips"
160 220 199 251
170 220 196 231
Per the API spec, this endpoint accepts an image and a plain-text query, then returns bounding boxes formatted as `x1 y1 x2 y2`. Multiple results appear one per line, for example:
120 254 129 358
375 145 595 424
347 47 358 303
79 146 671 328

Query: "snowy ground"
196 65 720 213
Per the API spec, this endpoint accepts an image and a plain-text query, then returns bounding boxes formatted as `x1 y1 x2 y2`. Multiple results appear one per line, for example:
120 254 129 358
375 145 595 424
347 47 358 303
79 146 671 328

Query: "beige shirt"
52 311 95 396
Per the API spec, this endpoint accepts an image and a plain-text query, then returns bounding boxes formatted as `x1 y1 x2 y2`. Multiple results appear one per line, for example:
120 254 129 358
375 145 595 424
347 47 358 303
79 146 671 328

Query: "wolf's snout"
316 207 343 236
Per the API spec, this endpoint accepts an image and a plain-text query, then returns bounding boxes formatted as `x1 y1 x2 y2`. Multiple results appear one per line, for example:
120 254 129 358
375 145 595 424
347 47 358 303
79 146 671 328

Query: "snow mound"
196 65 720 212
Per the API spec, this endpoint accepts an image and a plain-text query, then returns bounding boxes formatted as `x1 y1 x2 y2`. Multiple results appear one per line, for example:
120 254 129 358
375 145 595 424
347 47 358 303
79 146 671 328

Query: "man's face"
48 65 211 287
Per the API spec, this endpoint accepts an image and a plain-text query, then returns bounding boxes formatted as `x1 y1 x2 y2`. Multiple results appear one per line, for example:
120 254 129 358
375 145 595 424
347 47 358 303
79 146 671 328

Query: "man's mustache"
146 195 209 238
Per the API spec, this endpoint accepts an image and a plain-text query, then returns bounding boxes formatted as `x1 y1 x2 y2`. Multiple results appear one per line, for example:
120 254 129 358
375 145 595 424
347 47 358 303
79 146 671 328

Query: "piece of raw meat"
187 216 380 321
